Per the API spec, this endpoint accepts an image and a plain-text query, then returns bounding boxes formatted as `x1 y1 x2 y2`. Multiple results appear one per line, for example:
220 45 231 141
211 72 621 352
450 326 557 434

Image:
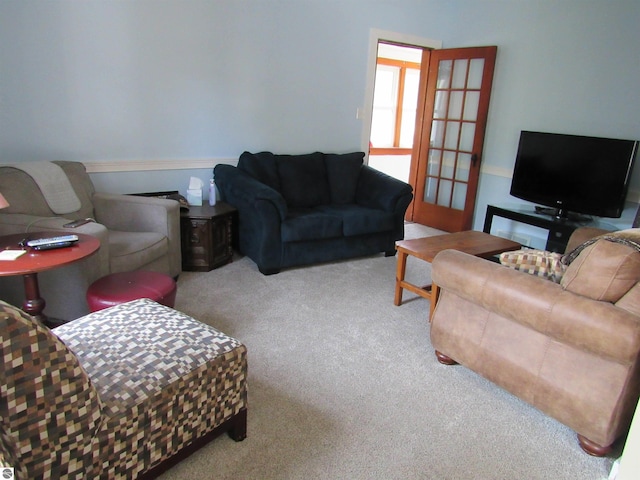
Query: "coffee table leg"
22 273 47 324
429 283 440 321
394 250 408 306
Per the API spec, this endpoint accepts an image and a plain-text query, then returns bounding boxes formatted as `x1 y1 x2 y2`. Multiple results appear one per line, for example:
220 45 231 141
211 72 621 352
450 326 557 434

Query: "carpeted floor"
161 223 615 479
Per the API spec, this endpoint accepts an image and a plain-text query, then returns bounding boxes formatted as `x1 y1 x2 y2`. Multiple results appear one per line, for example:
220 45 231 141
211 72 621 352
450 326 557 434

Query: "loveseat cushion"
282 209 343 242
318 204 395 237
238 151 281 192
561 239 640 302
324 152 364 204
275 152 331 208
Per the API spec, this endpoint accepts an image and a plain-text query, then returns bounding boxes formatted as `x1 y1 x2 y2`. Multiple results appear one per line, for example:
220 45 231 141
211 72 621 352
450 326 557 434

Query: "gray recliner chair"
0 161 181 320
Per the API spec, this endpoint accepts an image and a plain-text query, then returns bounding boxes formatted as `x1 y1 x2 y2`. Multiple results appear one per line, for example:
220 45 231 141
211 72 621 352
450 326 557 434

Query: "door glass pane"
452 59 468 89
448 91 464 120
428 149 441 176
463 91 480 121
441 150 455 179
444 121 460 150
460 122 475 151
434 90 449 119
452 182 467 210
437 60 452 88
456 153 471 181
437 179 452 206
467 58 485 89
424 177 437 203
430 120 445 148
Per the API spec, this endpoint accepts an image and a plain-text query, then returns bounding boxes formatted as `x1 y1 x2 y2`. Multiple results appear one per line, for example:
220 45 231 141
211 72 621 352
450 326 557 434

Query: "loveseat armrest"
214 164 288 220
431 249 640 363
355 165 413 213
92 193 181 277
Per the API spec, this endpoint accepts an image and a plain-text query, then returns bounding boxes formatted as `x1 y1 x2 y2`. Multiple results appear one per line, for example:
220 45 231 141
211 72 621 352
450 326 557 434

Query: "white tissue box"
186 188 202 206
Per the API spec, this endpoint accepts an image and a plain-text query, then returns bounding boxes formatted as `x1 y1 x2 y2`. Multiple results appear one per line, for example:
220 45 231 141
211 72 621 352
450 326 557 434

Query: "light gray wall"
1 0 639 233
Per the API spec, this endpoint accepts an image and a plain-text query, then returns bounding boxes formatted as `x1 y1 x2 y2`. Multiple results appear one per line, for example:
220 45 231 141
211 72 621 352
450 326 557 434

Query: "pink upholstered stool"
86 271 177 312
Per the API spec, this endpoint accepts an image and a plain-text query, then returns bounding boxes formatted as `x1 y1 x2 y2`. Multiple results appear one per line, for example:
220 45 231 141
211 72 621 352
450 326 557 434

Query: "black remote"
31 241 76 251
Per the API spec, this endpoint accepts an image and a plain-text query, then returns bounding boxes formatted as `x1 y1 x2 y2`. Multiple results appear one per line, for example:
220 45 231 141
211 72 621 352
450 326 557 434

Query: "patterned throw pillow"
499 249 567 283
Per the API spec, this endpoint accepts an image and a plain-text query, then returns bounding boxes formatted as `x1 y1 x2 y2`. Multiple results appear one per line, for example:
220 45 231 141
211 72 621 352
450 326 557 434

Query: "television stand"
483 204 617 253
533 205 592 222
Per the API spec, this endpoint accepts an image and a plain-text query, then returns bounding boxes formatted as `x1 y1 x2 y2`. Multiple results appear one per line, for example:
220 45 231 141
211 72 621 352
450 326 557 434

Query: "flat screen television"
509 131 639 219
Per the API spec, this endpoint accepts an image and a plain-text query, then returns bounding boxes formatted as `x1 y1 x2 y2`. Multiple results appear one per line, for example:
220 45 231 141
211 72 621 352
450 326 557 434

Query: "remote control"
26 235 79 248
63 218 94 228
31 241 77 251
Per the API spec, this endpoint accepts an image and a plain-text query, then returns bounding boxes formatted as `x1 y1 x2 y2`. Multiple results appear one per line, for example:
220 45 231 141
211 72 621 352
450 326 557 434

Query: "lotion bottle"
209 179 217 206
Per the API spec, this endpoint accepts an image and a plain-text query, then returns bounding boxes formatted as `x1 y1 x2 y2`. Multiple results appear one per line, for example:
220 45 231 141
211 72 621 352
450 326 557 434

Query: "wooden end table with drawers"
180 203 237 272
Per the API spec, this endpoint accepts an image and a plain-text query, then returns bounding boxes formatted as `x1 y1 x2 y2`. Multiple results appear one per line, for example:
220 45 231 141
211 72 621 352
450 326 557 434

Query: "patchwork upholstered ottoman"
0 298 247 479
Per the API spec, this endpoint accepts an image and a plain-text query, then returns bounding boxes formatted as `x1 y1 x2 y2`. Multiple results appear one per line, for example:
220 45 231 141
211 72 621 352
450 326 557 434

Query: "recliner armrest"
355 165 413 212
431 249 640 363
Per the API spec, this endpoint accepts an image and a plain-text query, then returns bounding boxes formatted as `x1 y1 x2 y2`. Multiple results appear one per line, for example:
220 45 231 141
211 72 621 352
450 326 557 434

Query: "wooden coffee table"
394 230 521 318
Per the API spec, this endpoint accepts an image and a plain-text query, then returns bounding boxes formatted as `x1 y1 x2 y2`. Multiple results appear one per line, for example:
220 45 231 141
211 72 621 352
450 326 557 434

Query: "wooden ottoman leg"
228 407 248 441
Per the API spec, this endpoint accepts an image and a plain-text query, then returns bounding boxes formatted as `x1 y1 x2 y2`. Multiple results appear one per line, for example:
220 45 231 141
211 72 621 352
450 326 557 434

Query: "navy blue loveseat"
214 151 413 274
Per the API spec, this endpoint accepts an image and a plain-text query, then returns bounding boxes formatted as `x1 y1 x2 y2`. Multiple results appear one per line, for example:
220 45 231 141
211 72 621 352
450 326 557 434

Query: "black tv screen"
510 131 638 219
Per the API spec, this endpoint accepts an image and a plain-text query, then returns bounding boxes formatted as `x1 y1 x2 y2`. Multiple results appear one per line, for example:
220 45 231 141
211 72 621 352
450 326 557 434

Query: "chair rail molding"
83 157 237 173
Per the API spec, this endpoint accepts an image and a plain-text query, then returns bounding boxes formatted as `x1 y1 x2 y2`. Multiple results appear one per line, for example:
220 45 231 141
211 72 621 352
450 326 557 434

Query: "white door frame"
360 29 442 161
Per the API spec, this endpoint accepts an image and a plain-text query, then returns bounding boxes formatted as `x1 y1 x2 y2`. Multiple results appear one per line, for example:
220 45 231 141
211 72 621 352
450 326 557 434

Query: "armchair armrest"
432 249 640 363
355 165 413 212
92 193 181 276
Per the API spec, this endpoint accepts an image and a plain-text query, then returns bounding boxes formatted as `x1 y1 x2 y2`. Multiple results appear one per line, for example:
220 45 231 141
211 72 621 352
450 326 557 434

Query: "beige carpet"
161 224 614 479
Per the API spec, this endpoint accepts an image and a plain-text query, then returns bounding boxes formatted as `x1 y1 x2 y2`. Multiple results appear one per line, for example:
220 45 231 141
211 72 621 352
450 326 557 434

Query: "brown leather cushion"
561 239 640 302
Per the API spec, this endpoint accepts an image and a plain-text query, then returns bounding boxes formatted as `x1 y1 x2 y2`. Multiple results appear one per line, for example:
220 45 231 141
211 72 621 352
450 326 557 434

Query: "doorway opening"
368 43 422 183
361 29 442 182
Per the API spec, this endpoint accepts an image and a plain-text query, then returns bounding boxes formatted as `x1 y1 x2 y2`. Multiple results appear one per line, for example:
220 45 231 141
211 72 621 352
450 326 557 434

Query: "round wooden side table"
0 232 100 326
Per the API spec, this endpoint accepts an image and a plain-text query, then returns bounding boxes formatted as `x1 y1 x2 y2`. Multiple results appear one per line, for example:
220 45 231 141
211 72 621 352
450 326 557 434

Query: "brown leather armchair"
429 228 640 455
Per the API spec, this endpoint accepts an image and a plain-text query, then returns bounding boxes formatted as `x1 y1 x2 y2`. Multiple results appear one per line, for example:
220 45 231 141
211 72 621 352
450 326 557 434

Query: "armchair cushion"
0 161 95 220
561 239 640 302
